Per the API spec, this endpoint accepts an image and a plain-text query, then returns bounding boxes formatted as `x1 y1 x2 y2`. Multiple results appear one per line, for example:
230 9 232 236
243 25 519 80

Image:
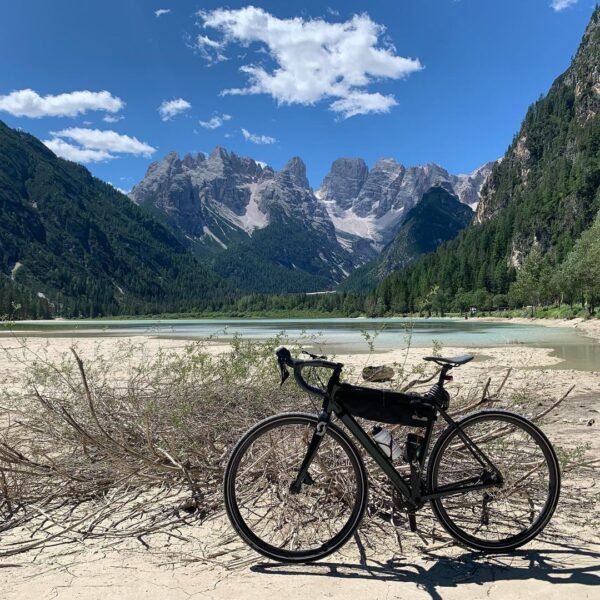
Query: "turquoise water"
4 317 600 371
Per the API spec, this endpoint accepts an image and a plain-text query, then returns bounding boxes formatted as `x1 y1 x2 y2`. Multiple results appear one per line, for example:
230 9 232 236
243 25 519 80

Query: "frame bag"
334 383 436 427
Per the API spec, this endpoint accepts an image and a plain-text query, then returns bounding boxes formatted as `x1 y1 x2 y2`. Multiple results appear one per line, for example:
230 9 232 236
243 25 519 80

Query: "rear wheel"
224 412 368 563
427 410 560 552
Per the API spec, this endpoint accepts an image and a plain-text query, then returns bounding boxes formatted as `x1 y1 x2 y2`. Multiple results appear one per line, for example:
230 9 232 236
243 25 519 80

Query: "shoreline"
478 316 600 343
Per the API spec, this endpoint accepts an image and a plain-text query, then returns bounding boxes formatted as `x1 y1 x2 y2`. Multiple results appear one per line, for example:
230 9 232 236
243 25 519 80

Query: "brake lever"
278 358 290 386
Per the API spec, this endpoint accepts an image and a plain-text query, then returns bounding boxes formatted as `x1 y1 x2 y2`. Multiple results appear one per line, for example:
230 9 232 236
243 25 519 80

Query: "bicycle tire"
224 412 368 563
427 409 560 552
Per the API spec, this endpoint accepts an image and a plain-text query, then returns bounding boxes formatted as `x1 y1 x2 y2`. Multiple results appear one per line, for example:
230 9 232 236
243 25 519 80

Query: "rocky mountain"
0 120 231 318
131 146 493 292
475 9 600 235
316 158 494 250
129 147 264 248
371 7 600 312
340 187 474 292
130 149 359 293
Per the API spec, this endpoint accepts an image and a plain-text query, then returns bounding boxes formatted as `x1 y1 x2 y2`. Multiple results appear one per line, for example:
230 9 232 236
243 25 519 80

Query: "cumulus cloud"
199 113 232 129
158 98 192 120
550 0 578 11
44 127 156 163
241 127 276 144
329 91 397 118
43 138 114 163
50 127 156 155
196 7 422 118
0 89 124 118
155 8 171 17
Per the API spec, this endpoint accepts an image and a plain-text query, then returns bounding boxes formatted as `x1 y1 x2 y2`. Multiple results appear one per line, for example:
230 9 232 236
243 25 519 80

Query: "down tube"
337 412 414 505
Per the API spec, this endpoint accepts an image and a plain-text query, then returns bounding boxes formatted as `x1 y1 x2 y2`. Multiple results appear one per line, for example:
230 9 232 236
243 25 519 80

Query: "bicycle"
223 347 561 563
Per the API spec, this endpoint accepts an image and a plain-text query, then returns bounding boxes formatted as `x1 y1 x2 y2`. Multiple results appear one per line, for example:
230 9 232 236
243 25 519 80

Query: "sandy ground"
0 321 599 599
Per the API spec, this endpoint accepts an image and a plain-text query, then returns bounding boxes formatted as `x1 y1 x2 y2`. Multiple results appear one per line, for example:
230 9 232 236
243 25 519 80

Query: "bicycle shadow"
250 541 600 600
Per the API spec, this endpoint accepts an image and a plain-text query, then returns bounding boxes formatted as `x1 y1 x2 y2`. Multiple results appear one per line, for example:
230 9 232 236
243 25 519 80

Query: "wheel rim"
431 414 558 547
227 417 365 557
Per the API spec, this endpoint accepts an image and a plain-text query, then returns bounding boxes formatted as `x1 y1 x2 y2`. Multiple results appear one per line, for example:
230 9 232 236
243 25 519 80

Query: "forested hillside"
370 7 600 314
0 121 234 318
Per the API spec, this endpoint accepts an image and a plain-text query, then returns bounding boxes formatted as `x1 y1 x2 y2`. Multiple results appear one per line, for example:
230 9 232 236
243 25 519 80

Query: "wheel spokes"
233 422 361 553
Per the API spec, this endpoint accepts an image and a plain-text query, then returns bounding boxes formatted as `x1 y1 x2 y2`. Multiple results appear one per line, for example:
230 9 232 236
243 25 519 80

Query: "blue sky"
0 0 596 189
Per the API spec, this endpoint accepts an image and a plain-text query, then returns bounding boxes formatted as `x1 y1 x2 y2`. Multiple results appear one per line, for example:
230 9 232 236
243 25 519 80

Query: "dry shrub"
0 333 597 560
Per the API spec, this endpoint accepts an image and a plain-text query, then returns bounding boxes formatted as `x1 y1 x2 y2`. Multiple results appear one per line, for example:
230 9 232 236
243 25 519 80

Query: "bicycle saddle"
423 354 474 367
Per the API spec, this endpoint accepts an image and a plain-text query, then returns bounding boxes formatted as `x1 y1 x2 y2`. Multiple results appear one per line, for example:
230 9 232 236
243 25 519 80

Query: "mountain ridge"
131 146 494 293
0 119 232 317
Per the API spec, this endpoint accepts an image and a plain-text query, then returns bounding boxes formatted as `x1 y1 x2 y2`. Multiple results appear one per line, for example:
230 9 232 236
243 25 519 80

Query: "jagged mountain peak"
278 156 309 189
130 143 495 291
129 146 360 291
208 145 229 161
182 152 206 169
317 157 495 249
331 157 368 170
369 158 405 178
317 157 369 209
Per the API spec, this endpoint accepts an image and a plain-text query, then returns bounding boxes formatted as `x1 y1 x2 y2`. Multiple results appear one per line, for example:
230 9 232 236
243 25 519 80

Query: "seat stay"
436 405 502 476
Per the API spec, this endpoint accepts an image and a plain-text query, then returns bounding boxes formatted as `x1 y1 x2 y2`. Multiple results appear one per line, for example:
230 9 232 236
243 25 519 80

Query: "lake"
4 317 600 371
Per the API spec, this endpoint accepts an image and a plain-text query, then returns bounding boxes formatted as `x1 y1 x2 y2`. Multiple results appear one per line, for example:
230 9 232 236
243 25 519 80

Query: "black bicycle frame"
335 407 501 509
286 355 503 511
292 402 502 511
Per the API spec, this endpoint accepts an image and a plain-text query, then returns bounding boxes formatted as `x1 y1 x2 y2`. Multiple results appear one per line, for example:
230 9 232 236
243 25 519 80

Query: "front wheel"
224 412 368 563
427 410 560 552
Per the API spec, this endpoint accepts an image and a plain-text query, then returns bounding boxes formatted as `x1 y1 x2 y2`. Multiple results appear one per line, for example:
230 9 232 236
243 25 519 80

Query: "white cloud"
329 91 397 118
199 113 232 129
550 0 578 11
197 7 422 119
158 98 192 120
195 35 228 63
50 127 156 156
44 127 156 163
43 138 115 163
0 89 124 118
241 127 276 144
103 114 124 123
155 8 171 17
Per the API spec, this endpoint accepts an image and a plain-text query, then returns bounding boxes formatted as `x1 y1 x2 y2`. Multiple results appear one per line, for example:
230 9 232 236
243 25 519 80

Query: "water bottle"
371 425 402 460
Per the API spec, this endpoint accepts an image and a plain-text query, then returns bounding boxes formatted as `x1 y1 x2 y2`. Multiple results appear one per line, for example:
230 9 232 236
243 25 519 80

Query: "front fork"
289 412 329 494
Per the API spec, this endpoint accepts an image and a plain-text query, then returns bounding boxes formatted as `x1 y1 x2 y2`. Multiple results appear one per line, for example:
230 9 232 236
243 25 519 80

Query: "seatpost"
438 364 452 386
